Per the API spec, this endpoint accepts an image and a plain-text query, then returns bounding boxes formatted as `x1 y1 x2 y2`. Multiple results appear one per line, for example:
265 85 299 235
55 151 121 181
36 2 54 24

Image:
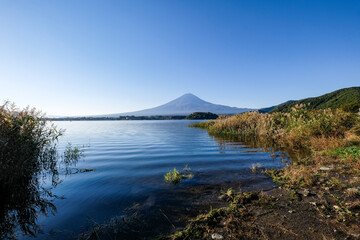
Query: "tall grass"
0 102 83 238
191 105 360 151
192 105 360 188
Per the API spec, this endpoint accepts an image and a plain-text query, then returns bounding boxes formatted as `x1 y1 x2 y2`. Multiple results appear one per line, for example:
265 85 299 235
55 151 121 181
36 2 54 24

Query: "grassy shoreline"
162 106 360 239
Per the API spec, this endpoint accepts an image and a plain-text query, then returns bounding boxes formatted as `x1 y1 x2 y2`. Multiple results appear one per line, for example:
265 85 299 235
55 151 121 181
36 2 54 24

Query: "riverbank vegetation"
174 105 360 239
0 102 84 239
191 105 359 149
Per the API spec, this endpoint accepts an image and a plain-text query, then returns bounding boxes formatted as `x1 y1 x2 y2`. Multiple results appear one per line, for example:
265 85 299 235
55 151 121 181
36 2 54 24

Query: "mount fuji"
104 93 254 117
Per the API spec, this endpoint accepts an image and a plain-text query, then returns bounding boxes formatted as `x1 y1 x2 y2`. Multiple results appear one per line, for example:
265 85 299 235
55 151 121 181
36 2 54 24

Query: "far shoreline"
47 112 223 121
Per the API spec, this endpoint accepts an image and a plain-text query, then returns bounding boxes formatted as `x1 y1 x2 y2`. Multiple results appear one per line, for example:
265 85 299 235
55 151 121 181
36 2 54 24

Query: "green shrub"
0 102 83 238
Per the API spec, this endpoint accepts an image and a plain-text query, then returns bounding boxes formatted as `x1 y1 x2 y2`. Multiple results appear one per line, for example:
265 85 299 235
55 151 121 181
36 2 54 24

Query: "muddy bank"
160 164 360 240
79 170 279 240
167 108 360 239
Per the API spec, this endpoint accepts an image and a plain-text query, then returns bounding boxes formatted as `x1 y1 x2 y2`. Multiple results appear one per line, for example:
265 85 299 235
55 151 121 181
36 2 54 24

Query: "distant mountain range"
102 93 254 117
269 87 360 113
54 87 360 119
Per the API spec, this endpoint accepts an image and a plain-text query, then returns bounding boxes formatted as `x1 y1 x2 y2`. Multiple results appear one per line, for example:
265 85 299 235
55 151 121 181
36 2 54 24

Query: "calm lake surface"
29 120 286 239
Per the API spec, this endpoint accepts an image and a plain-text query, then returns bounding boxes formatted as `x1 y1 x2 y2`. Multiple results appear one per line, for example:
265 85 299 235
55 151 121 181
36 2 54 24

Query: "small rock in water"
212 233 224 239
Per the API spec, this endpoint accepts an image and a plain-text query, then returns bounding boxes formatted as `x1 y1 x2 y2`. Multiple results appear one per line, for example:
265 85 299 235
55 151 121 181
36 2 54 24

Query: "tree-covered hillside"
271 87 360 113
185 112 218 120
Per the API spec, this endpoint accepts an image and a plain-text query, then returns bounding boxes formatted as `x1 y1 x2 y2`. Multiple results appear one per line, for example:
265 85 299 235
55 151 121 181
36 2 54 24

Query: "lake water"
28 120 286 239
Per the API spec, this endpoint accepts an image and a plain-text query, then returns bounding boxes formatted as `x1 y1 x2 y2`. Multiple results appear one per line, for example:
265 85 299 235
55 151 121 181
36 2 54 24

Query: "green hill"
271 87 360 113
258 100 295 113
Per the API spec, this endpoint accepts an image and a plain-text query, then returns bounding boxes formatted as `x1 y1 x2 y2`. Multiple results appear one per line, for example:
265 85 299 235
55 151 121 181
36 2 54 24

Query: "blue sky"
0 0 359 116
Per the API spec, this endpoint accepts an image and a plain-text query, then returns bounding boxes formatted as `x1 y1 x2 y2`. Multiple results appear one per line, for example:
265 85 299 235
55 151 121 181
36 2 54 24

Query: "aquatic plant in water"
164 166 194 185
0 102 85 239
164 168 182 184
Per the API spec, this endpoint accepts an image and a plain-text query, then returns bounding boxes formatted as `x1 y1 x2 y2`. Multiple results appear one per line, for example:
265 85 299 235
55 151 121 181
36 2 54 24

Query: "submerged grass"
164 167 194 185
164 168 182 184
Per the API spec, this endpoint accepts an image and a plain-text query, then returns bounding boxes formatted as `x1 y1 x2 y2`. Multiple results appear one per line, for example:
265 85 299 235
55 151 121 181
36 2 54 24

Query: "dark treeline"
48 115 188 121
185 112 218 120
48 112 228 121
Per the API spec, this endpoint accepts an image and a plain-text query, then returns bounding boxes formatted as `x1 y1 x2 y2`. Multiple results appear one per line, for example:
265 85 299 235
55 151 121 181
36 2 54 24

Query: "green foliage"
330 146 360 159
164 168 182 184
0 102 84 239
271 87 360 113
164 166 194 185
185 112 218 120
258 100 295 113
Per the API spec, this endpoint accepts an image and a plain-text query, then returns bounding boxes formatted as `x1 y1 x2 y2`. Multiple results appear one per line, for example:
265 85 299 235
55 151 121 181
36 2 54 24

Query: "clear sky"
0 0 359 116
